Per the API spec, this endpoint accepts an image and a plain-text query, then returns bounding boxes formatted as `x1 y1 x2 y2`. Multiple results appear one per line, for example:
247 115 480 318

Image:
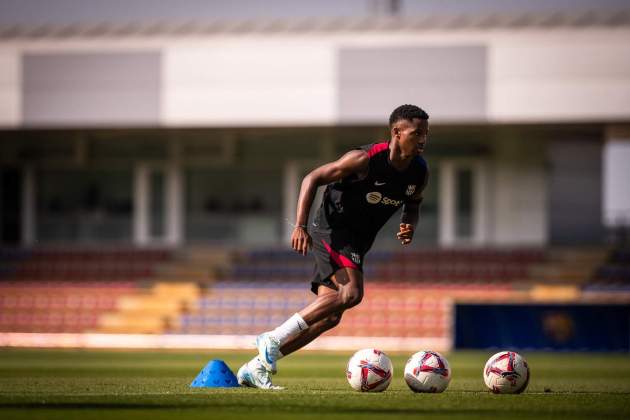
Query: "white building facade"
0 12 629 248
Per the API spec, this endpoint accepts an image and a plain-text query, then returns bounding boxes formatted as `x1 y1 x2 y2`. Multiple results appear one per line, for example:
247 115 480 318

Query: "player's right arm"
291 150 369 255
398 169 430 245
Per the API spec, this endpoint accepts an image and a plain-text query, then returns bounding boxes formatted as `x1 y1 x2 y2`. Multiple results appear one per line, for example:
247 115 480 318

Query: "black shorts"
309 227 371 295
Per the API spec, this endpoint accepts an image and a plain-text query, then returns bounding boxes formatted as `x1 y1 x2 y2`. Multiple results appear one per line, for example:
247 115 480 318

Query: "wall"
604 128 630 226
0 27 629 126
548 139 604 245
490 137 548 245
488 30 630 122
22 51 161 126
0 49 19 127
162 38 336 126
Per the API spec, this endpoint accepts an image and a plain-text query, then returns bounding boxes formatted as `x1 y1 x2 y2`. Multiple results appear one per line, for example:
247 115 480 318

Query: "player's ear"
391 125 400 139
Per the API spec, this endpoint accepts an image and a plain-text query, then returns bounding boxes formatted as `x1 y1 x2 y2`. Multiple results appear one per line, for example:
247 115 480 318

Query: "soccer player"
237 104 430 389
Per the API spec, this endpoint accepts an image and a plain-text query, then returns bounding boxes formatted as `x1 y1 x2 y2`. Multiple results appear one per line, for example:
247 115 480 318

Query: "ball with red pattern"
346 348 393 392
483 351 530 394
404 350 451 393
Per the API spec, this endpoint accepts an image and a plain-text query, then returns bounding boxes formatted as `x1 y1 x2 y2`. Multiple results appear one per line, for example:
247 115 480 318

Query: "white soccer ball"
483 351 530 394
346 348 393 392
403 350 451 393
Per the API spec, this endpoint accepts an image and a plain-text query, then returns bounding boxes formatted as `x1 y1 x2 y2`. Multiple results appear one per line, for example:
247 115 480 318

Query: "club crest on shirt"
351 252 361 264
406 185 416 196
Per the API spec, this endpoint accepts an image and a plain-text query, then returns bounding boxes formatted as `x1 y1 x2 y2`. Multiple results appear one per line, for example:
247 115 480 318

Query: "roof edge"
1 10 630 40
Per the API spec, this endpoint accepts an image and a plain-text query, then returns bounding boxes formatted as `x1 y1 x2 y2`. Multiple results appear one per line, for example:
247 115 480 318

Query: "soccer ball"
346 348 393 392
483 351 530 394
403 350 451 393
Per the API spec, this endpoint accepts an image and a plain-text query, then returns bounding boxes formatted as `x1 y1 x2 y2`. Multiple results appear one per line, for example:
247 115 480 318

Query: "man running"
238 104 430 389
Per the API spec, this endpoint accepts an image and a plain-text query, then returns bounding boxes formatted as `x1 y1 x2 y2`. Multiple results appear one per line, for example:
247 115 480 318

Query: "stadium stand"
0 248 173 332
3 246 626 338
0 248 170 281
222 248 547 285
0 281 137 332
583 247 630 300
177 282 310 335
590 247 630 284
171 248 551 341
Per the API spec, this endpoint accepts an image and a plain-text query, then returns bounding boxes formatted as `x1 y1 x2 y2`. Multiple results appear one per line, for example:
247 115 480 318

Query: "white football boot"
236 356 283 390
255 332 281 374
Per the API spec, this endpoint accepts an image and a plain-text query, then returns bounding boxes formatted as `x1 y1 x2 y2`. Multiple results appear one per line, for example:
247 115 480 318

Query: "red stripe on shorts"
321 239 359 270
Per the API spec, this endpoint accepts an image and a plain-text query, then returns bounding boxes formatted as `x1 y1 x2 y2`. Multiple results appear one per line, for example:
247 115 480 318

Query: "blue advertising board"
455 304 630 351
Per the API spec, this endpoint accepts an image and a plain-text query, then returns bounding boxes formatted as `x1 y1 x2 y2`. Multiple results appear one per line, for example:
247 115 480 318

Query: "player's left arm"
397 171 429 245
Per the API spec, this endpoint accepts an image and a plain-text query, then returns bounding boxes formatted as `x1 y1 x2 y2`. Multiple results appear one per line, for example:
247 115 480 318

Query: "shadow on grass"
0 402 623 417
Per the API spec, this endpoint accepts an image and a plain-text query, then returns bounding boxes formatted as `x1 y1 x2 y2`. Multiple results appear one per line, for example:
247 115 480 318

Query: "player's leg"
238 267 362 389
278 285 343 357
256 267 363 370
239 310 341 388
298 266 363 324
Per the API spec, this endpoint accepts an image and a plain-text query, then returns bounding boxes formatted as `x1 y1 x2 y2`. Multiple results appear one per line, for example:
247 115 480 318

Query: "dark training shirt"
313 142 429 245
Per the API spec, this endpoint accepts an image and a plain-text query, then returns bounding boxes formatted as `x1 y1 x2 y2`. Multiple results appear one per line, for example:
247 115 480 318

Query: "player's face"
394 118 429 158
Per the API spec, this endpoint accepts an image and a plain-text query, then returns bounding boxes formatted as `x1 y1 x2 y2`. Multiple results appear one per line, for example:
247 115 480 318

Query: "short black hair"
389 104 429 127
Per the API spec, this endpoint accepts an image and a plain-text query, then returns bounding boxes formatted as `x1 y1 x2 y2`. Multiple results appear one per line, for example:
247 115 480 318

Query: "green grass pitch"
1 348 629 419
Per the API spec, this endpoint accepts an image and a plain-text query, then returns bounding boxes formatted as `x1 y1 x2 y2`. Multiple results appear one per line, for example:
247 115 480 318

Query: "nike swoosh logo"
265 347 273 364
374 181 386 186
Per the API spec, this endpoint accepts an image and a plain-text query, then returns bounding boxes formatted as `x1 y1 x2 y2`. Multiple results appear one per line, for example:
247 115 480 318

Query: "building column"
438 161 455 247
166 163 183 246
133 164 149 246
473 161 489 245
21 166 36 246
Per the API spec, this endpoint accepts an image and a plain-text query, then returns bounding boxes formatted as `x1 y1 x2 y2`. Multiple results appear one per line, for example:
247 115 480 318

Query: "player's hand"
397 223 414 245
291 226 312 256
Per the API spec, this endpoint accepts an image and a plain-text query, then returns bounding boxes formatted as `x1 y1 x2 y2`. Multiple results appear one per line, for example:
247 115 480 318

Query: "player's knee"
349 290 364 308
340 288 363 309
324 312 343 328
